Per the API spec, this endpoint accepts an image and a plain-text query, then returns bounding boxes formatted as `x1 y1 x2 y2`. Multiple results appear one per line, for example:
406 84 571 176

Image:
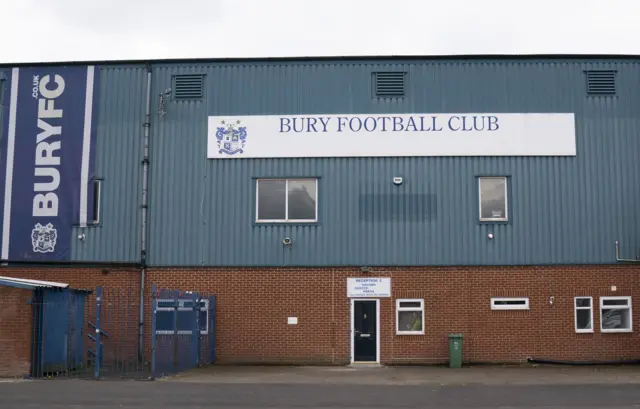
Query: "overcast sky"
1 0 639 63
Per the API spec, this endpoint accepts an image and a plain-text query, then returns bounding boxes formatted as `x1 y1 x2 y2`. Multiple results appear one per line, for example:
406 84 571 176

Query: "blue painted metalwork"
41 289 71 373
71 66 146 263
144 58 640 266
30 291 44 378
209 294 216 365
86 321 105 370
7 284 92 378
69 291 87 370
0 281 212 380
93 286 102 379
151 284 157 377
3 56 639 266
191 292 200 367
88 286 153 379
152 287 216 377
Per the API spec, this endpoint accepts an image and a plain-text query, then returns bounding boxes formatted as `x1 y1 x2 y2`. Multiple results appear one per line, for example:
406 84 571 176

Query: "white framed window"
256 178 318 223
155 298 209 335
478 176 508 222
90 179 102 225
574 296 593 333
490 297 529 310
396 299 424 335
600 296 632 333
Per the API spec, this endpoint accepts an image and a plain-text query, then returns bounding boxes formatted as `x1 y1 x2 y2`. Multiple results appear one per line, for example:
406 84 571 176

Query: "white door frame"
350 298 381 364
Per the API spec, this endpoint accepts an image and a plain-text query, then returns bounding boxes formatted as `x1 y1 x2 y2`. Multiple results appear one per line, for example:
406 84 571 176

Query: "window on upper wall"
90 179 102 225
574 296 593 333
256 178 318 223
396 299 424 335
478 176 508 222
600 296 632 332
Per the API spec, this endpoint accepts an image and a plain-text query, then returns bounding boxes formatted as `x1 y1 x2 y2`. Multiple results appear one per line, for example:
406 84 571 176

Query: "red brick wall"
0 269 142 375
1 265 639 366
0 287 33 377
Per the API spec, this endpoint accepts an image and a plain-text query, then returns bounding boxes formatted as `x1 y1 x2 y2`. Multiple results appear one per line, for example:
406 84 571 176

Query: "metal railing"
14 284 216 380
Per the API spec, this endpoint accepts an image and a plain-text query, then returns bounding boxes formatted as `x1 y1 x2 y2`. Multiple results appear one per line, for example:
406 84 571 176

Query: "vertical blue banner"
0 65 99 261
0 69 11 262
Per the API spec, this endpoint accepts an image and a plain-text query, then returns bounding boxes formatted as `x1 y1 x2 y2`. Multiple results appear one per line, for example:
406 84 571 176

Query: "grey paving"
165 364 640 385
2 365 640 408
2 380 640 408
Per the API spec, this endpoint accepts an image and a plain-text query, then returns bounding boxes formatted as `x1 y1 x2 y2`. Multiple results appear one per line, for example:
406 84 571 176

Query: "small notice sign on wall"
347 277 391 298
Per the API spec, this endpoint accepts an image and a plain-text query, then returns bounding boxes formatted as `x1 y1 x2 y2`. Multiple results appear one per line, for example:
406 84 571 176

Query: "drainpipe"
139 63 152 361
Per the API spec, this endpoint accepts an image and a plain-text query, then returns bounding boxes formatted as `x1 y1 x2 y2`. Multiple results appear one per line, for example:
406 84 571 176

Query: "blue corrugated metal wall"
72 65 145 263
5 58 639 266
138 58 640 266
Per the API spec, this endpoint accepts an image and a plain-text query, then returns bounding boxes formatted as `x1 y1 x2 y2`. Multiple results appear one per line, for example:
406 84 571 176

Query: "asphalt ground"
2 365 640 408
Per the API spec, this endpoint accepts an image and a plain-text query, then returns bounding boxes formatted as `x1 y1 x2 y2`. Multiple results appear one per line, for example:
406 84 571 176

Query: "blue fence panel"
69 291 88 371
151 286 216 378
198 294 216 366
41 289 71 374
92 287 102 379
29 291 44 378
89 287 149 379
22 283 214 380
27 287 90 378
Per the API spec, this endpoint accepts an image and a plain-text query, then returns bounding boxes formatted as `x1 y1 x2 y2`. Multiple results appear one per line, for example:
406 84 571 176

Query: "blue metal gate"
28 287 91 378
150 285 217 377
40 289 71 373
23 284 216 380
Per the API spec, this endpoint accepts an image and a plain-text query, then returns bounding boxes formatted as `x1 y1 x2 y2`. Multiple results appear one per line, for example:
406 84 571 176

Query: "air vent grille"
173 74 205 100
373 71 406 98
586 70 616 95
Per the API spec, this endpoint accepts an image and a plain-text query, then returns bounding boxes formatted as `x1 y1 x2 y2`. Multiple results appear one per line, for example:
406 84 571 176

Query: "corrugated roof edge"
0 275 69 288
1 53 640 68
0 275 93 293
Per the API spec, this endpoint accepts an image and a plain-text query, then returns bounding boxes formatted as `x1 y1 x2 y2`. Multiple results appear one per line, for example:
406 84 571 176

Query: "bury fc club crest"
216 120 247 155
31 223 57 253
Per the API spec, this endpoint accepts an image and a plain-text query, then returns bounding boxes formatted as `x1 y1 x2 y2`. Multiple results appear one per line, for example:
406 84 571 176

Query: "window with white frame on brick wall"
574 296 593 333
396 299 424 335
490 297 529 310
600 296 632 333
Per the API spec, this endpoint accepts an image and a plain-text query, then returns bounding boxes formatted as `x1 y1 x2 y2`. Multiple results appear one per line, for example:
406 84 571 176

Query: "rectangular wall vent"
586 70 616 95
373 71 406 98
173 74 205 100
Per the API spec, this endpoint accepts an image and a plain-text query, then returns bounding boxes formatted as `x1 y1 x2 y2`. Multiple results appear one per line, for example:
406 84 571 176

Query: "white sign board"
207 113 576 158
347 277 391 298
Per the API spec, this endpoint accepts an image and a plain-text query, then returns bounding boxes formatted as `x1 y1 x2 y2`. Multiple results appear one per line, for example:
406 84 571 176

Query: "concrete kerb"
160 364 640 386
